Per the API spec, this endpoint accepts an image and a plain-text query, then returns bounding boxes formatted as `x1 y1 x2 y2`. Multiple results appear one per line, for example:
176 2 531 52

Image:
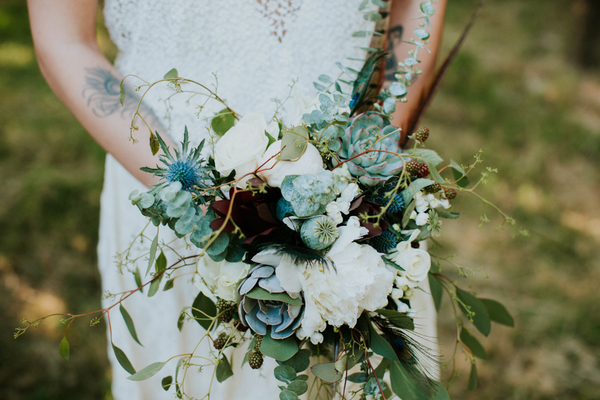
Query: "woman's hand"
28 0 175 187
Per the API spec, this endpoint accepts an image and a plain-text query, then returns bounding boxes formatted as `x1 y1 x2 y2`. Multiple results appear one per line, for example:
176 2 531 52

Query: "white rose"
258 140 324 188
214 112 269 186
195 255 250 302
391 230 431 284
282 93 317 127
415 212 429 226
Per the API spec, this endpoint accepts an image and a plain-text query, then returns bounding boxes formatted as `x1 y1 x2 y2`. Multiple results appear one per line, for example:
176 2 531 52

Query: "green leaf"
164 68 178 79
318 74 334 84
261 334 298 362
245 287 303 306
119 80 125 106
451 160 470 187
161 375 173 391
177 308 185 331
150 132 160 156
429 382 451 400
274 365 297 383
112 343 136 375
367 319 399 362
348 372 368 383
147 271 164 298
402 179 436 204
211 108 235 137
192 291 217 331
480 298 515 327
428 273 443 312
460 328 487 360
468 361 478 391
279 349 311 373
436 210 461 219
414 149 443 167
374 358 391 380
425 161 444 184
216 355 234 383
281 126 308 161
120 304 142 346
287 380 308 395
146 232 159 276
420 2 435 16
376 309 415 330
352 30 375 37
59 336 70 361
390 361 430 400
133 268 143 293
279 390 300 400
128 361 167 381
311 362 343 383
296 374 309 381
156 251 167 272
456 288 491 336
265 130 277 148
163 278 175 291
402 199 417 228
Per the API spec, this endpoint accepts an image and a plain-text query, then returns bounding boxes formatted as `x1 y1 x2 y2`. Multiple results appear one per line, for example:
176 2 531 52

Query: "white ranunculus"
415 212 429 226
214 112 269 186
194 255 250 302
282 93 317 127
258 140 324 188
391 230 431 284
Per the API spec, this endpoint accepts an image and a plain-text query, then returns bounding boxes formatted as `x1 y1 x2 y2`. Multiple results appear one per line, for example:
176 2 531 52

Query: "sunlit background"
1 0 599 399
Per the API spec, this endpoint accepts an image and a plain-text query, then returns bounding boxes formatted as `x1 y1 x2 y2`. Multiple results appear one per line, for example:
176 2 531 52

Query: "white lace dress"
99 1 438 398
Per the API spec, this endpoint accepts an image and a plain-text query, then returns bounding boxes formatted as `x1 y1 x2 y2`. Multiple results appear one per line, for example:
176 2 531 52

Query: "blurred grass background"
1 0 599 399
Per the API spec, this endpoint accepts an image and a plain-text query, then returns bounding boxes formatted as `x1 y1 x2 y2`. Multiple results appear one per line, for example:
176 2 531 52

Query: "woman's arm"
28 0 174 187
387 0 448 136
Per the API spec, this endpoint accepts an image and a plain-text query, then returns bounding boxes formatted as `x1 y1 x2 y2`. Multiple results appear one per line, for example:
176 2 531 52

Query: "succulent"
336 113 404 186
238 264 304 339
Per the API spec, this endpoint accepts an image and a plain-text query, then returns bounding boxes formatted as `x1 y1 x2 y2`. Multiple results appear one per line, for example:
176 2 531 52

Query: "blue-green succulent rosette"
334 112 405 186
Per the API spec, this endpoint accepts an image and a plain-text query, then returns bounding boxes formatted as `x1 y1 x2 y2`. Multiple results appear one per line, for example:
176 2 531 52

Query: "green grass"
1 0 599 399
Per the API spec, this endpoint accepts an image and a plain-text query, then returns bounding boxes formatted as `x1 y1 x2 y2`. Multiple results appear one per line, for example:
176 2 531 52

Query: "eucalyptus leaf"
414 149 444 167
457 288 491 336
367 319 398 362
311 362 343 383
430 382 451 400
120 304 142 346
468 362 478 391
318 74 334 84
161 375 173 391
281 126 309 161
374 357 390 380
428 273 443 312
216 355 234 382
420 2 435 16
211 108 235 137
164 68 178 79
134 268 143 293
279 349 311 373
112 343 136 375
163 278 175 292
147 270 164 298
274 365 297 383
425 161 444 184
191 291 217 331
287 380 308 395
150 132 160 156
119 80 125 106
146 232 159 276
414 28 430 40
460 328 487 360
279 390 300 400
261 334 298 361
389 82 407 97
390 361 430 400
348 372 368 383
451 160 470 188
436 210 461 219
401 179 436 204
128 361 167 381
59 336 70 361
376 309 415 330
480 298 515 327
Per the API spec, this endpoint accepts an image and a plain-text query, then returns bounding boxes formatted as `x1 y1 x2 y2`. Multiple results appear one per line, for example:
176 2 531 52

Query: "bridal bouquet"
16 1 522 399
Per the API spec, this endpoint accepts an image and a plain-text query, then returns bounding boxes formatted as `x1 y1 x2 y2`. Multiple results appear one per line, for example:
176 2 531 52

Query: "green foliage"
59 336 70 361
278 349 311 373
480 298 515 327
245 287 303 306
112 343 136 375
216 355 233 383
460 328 487 360
127 361 167 381
468 362 478 391
310 362 344 383
211 108 235 137
428 273 443 311
119 304 142 346
376 309 415 330
191 291 217 331
456 288 491 336
260 334 298 362
161 375 173 391
390 361 430 400
163 68 178 79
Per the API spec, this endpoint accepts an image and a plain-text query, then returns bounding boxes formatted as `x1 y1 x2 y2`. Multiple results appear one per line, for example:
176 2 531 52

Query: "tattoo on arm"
385 25 403 81
82 68 162 128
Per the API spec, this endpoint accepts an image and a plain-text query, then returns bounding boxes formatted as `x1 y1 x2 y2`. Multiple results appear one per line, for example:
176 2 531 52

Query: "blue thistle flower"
141 127 206 192
370 192 406 216
370 230 399 254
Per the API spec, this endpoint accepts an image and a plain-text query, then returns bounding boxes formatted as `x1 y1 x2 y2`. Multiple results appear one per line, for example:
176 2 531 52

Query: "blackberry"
424 183 442 194
444 188 457 200
218 310 233 323
217 298 235 322
234 321 248 332
415 127 429 144
405 160 429 178
213 333 227 350
216 299 229 310
248 350 264 369
254 335 263 350
370 231 399 254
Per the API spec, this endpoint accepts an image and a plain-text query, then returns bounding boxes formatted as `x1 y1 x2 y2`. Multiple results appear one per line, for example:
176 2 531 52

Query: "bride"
28 0 447 398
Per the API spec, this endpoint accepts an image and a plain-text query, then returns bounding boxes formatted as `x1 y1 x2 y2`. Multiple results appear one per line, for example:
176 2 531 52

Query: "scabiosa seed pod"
415 127 430 144
370 230 399 254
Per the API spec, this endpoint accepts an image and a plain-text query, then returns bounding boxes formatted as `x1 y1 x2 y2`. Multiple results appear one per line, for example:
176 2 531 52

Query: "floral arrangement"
16 1 524 399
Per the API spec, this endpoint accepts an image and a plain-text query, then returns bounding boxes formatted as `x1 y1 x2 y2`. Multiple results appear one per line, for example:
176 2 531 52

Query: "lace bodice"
103 0 374 144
